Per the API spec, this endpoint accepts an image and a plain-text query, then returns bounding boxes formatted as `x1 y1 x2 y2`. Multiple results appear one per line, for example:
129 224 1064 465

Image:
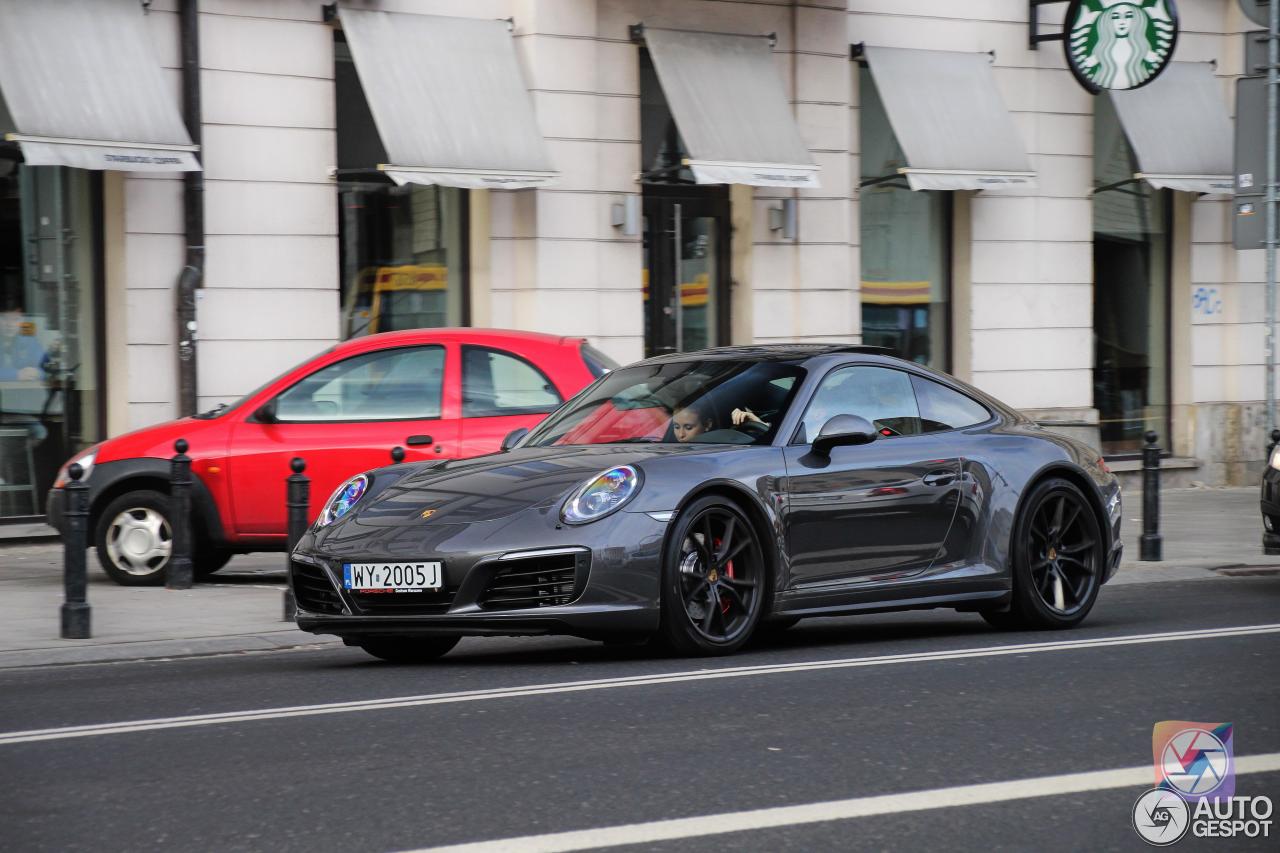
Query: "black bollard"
1270 428 1280 457
391 445 405 464
61 462 91 639
1140 430 1162 562
167 438 194 590
283 457 309 622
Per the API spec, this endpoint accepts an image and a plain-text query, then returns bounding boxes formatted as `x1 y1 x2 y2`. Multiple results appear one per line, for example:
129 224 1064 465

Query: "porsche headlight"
561 465 641 525
317 474 370 528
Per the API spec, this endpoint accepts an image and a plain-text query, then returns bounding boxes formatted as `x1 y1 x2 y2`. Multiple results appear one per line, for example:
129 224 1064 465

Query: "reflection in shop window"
1093 94 1170 456
338 183 467 338
858 70 950 371
0 162 102 519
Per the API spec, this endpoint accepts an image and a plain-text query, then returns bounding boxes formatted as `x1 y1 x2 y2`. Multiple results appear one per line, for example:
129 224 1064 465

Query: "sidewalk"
0 487 1274 669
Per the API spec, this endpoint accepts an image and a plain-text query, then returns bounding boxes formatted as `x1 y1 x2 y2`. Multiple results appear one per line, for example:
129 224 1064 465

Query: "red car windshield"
524 360 805 447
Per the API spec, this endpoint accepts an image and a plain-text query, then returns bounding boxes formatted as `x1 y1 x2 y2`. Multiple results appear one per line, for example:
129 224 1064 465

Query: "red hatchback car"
46 329 614 585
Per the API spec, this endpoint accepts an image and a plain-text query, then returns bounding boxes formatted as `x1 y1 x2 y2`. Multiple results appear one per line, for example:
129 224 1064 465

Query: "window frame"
460 345 564 419
789 361 996 445
258 344 447 425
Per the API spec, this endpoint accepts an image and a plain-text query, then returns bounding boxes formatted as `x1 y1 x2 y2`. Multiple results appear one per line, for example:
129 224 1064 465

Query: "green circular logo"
1065 0 1180 94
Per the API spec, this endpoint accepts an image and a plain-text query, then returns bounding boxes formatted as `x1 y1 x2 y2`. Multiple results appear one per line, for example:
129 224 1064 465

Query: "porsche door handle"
922 470 956 487
406 435 434 447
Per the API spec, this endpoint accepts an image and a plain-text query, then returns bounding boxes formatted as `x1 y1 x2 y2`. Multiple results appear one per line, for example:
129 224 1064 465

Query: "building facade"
0 0 1269 523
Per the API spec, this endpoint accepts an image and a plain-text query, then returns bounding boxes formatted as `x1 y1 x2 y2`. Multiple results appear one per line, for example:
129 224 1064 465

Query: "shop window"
1093 95 1170 456
859 71 951 371
0 159 103 519
335 35 468 339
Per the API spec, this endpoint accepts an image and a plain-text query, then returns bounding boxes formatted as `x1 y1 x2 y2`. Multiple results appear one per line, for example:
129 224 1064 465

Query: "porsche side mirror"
811 415 877 457
501 427 530 451
254 399 278 424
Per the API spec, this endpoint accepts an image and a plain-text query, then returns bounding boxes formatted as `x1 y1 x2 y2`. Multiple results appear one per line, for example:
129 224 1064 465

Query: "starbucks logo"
1065 0 1179 93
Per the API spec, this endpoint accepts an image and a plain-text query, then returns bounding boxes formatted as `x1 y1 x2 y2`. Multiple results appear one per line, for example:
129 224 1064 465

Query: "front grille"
478 551 587 610
291 561 344 615
349 589 457 615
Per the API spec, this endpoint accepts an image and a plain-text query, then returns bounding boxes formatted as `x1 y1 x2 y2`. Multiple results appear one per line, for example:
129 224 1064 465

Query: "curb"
0 631 343 670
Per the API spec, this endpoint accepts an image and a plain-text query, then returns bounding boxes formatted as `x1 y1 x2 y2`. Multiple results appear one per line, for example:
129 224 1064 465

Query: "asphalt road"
1 574 1277 853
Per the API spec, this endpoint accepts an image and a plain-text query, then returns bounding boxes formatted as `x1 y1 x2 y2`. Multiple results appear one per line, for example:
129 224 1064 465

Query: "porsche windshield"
524 360 806 447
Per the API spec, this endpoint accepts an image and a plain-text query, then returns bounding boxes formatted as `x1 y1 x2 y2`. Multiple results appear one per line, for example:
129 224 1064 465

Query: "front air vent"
291 561 344 615
478 550 589 610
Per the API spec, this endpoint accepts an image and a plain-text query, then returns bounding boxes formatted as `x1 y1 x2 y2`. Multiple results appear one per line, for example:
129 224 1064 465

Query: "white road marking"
0 623 1276 746
405 753 1280 853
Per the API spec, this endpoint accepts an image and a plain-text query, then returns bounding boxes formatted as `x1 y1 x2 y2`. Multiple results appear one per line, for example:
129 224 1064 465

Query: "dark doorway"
642 186 731 357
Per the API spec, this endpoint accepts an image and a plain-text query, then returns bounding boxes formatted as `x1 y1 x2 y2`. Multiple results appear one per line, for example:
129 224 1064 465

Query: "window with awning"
337 6 556 189
0 0 198 172
858 45 1035 192
637 25 819 189
1106 62 1232 196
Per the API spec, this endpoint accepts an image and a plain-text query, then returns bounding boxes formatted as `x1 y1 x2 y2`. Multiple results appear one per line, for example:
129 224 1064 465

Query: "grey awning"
0 0 198 171
339 7 555 190
643 27 819 188
862 46 1034 192
1109 63 1232 195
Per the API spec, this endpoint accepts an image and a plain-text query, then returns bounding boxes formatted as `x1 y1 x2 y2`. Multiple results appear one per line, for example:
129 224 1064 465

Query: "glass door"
642 188 730 357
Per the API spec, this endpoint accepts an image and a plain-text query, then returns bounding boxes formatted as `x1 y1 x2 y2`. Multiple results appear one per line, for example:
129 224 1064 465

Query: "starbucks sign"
1064 0 1179 93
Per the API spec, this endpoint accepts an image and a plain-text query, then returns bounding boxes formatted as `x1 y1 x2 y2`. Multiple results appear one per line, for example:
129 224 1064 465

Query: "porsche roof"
636 344 893 366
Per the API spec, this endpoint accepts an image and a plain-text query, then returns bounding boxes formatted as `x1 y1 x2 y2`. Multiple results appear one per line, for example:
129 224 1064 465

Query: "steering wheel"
737 418 770 438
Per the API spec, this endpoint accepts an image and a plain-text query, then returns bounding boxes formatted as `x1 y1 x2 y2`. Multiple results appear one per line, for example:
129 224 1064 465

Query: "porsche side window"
798 366 921 443
462 347 562 418
910 375 991 433
275 346 444 422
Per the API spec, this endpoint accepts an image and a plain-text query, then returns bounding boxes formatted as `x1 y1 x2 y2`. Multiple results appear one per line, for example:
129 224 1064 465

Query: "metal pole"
167 439 194 590
673 202 683 353
60 462 91 639
1268 0 1279 442
283 457 309 622
1140 430 1163 562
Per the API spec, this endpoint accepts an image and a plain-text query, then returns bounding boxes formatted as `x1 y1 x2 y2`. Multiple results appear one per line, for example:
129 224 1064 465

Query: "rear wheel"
657 497 765 656
355 636 461 663
982 478 1103 631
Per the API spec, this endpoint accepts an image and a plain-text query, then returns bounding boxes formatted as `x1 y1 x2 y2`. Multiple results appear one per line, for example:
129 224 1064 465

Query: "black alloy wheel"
658 496 765 655
983 478 1103 630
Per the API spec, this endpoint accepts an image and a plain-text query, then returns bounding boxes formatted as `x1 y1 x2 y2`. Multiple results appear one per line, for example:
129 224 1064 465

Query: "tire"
982 477 1104 631
94 490 174 586
355 636 461 663
657 496 766 656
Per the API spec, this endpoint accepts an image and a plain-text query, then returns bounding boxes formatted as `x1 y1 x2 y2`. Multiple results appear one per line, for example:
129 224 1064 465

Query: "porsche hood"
339 445 720 527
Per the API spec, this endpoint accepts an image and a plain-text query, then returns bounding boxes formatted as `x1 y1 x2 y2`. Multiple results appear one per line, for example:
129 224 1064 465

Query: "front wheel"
983 478 1103 631
657 497 766 656
95 490 174 586
355 636 461 663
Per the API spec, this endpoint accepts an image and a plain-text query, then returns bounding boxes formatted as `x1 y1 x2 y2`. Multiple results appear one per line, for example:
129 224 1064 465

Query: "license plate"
342 562 442 592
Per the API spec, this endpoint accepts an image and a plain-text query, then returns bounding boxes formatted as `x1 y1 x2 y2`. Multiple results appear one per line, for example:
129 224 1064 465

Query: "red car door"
225 342 461 536
457 345 566 457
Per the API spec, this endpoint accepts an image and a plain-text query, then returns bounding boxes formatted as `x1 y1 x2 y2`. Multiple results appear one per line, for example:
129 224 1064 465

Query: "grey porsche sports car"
290 345 1123 661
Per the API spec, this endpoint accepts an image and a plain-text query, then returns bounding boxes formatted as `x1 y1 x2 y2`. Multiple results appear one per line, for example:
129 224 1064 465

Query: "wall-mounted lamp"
768 198 797 240
611 195 641 237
